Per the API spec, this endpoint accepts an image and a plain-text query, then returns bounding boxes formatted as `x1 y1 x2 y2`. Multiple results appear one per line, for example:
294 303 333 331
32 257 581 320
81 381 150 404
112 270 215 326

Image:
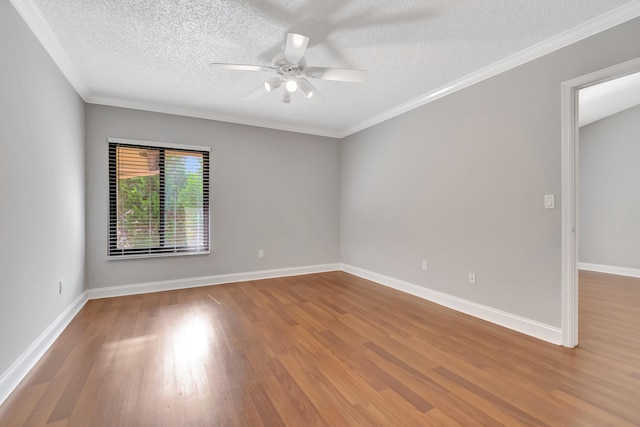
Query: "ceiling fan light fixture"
264 77 281 92
211 32 367 103
291 33 307 48
298 79 315 98
285 78 298 93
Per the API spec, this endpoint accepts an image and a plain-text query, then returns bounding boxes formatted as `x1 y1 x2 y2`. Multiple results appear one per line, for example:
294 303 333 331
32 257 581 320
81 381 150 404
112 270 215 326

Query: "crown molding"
12 0 640 139
9 0 335 137
337 1 640 138
87 96 341 138
9 0 89 99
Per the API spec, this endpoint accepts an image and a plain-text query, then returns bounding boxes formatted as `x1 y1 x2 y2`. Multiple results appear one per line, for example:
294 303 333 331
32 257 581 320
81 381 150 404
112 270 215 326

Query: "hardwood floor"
0 270 639 426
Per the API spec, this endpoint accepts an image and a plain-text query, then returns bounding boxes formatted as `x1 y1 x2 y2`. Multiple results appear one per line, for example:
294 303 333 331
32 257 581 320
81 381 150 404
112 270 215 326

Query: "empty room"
1 0 640 425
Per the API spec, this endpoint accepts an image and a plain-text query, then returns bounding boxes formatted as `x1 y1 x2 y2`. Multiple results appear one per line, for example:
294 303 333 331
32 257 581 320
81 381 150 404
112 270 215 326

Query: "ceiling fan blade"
284 33 309 64
209 63 274 72
306 67 368 83
243 84 268 101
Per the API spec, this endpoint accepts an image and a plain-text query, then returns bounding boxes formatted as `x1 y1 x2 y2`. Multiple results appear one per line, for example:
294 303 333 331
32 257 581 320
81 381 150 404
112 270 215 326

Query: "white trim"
89 97 341 139
8 0 89 99
86 263 341 299
340 264 562 345
108 137 210 152
561 56 640 349
338 1 640 138
561 80 579 348
0 292 88 406
579 262 640 278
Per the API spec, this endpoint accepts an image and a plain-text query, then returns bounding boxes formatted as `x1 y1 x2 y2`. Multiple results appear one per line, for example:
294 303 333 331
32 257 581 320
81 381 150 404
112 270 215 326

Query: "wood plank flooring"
0 270 639 426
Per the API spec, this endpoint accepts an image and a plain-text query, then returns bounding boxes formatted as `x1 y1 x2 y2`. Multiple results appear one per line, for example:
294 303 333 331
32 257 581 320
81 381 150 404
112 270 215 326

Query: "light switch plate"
544 194 555 209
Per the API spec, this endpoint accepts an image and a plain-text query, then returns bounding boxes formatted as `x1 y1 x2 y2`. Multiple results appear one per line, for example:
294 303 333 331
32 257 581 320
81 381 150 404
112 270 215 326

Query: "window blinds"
108 140 210 257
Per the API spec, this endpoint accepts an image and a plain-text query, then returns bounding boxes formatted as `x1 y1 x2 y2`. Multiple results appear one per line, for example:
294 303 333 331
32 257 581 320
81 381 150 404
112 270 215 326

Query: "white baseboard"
0 263 340 406
1 262 563 407
86 263 342 300
0 292 88 406
340 264 562 345
579 262 640 278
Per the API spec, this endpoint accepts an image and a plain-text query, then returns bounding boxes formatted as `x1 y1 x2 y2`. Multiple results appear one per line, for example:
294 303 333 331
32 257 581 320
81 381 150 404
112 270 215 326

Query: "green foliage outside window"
117 151 204 250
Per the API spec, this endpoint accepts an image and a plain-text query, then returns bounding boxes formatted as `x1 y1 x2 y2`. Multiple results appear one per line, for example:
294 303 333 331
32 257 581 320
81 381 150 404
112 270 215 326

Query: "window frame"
107 137 210 260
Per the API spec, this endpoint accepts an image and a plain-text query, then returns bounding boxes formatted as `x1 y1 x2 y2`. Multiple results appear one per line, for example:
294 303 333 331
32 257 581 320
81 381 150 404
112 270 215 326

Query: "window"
108 138 210 258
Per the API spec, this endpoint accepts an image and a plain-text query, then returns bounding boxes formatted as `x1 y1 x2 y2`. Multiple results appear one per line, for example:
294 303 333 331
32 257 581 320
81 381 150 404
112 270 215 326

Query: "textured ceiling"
21 0 640 136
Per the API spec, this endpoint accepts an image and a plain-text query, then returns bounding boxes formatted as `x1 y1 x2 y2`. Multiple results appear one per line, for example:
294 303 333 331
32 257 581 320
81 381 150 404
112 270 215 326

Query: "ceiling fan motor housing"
273 53 306 77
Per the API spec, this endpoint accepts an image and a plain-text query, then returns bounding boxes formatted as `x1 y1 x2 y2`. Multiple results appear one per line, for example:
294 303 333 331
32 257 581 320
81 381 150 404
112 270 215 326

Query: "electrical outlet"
421 260 428 271
258 249 264 259
59 280 63 294
468 273 476 285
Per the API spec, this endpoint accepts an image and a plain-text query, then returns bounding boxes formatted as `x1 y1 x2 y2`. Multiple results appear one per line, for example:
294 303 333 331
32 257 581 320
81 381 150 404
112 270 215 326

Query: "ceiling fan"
209 33 367 103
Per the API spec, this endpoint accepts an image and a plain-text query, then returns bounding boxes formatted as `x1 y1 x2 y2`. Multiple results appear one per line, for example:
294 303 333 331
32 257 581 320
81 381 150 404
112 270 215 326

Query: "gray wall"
340 17 640 327
0 2 85 377
2 0 640 388
579 104 640 269
85 105 340 288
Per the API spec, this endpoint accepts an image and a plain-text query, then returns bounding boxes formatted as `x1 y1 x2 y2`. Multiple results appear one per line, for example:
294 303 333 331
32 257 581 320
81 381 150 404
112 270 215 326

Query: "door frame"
560 56 640 347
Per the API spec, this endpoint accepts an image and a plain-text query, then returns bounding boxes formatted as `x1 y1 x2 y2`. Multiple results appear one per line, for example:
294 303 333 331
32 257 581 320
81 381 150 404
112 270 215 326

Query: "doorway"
561 56 640 347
